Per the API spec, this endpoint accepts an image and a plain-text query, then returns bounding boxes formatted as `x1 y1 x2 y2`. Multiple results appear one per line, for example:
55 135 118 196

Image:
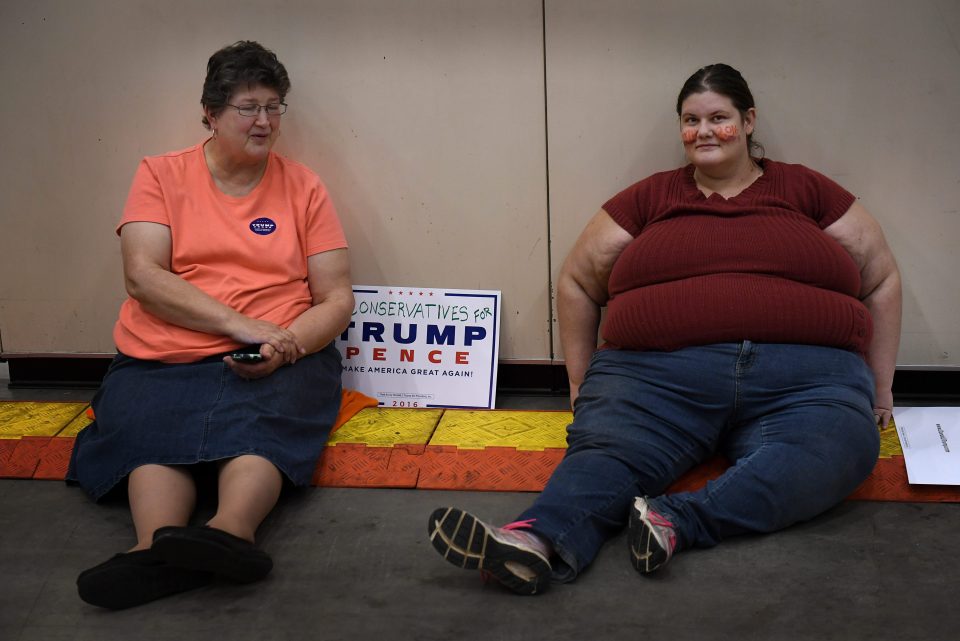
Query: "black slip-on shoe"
152 525 273 583
77 549 213 610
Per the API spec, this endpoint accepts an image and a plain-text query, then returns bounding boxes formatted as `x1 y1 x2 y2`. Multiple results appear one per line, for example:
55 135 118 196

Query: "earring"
212 128 217 140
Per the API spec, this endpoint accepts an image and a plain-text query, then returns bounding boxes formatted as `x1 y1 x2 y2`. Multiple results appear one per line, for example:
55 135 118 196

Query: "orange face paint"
714 124 739 141
682 124 739 144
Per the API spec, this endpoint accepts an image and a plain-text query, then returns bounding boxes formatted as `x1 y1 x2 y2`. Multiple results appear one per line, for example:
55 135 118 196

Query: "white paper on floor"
893 406 960 485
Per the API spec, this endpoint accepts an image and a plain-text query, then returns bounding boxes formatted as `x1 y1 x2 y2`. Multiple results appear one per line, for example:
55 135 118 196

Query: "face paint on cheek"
681 129 698 144
714 124 739 141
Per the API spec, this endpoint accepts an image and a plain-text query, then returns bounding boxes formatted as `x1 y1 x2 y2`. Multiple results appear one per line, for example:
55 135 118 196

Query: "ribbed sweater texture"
601 160 871 354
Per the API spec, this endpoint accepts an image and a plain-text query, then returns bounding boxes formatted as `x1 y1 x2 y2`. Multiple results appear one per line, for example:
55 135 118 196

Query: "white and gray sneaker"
428 507 552 595
628 496 677 574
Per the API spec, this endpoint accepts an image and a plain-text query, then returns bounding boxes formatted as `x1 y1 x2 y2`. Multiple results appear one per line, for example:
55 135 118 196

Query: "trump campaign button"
250 217 277 235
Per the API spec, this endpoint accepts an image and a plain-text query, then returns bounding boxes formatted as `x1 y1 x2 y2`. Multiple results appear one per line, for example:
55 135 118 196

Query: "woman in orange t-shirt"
68 41 354 610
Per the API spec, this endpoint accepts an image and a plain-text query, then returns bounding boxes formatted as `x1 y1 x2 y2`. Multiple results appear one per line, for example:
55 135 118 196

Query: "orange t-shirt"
113 142 348 363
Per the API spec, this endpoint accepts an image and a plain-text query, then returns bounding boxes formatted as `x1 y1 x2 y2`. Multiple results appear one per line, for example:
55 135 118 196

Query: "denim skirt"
67 343 343 501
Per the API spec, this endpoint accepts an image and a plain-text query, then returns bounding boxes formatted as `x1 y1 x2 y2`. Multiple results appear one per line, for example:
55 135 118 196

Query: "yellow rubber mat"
0 402 89 439
0 401 907 457
427 410 572 451
878 425 903 458
329 407 443 447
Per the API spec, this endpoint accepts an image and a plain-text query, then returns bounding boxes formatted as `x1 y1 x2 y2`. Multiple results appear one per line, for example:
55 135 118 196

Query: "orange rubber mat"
0 401 92 478
2 401 958 502
416 445 566 491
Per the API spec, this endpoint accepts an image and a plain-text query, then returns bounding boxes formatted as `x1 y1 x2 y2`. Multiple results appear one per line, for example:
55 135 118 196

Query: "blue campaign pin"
249 217 277 235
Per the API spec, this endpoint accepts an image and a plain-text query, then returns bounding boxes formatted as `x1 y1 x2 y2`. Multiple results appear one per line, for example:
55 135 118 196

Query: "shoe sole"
427 507 551 595
628 504 670 574
152 532 272 583
77 554 211 610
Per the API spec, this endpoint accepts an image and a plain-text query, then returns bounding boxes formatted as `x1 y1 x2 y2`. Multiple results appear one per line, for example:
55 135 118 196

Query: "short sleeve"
601 168 683 237
602 179 648 237
116 159 169 235
790 164 856 229
304 177 348 256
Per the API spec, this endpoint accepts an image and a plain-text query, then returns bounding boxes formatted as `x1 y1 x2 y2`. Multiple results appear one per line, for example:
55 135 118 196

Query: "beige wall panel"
546 0 960 367
5 1 958 366
0 1 550 359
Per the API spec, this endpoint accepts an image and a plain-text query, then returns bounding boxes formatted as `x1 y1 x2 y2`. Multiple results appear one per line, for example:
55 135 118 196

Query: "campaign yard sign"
336 286 502 409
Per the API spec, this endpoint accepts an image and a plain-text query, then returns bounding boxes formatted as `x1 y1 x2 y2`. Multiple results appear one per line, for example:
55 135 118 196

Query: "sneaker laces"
479 518 546 584
646 508 677 552
499 519 551 556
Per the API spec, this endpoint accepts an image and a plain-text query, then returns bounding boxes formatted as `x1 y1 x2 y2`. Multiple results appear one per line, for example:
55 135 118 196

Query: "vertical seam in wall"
542 0 555 362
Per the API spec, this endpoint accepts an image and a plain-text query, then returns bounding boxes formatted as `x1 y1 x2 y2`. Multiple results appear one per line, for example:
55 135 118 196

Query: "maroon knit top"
601 159 871 354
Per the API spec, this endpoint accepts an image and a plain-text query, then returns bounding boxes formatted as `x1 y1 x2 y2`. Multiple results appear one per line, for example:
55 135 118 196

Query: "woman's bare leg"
127 464 196 551
206 455 283 542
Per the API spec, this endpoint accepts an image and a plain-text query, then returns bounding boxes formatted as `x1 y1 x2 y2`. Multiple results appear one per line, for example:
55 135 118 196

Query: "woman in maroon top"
428 64 901 595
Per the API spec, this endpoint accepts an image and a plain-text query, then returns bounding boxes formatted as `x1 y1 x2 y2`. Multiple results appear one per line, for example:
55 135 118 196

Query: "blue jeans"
518 342 879 582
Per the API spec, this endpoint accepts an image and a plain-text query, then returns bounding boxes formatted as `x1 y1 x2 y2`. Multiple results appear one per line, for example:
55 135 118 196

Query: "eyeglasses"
225 102 288 117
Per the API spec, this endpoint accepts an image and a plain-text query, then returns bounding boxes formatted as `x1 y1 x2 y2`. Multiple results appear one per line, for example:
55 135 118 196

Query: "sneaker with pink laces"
428 507 552 595
628 497 677 574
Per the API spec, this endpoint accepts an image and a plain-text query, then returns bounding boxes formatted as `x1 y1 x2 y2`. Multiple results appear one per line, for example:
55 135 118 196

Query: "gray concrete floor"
1 371 959 640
